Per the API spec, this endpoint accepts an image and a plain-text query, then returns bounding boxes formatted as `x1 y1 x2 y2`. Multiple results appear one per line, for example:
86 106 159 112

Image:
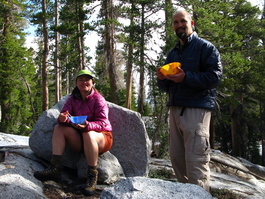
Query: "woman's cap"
76 70 94 78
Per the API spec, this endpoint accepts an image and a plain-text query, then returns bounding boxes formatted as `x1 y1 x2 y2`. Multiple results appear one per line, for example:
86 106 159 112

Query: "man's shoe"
83 169 98 196
34 166 61 181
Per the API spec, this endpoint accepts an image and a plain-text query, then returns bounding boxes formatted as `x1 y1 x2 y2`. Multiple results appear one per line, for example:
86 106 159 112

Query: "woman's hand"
72 120 88 130
58 110 69 122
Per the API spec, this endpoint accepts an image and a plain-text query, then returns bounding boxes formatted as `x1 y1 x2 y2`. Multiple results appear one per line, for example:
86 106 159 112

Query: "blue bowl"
69 116 87 124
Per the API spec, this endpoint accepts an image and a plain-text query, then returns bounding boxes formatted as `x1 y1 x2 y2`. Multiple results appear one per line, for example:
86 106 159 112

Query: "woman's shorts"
101 131 113 154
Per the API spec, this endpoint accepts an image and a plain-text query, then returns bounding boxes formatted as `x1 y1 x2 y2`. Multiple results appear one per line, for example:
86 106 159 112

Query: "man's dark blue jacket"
157 32 223 110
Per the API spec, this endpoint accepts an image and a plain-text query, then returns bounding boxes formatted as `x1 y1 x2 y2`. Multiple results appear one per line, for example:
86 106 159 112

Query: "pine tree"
0 0 36 134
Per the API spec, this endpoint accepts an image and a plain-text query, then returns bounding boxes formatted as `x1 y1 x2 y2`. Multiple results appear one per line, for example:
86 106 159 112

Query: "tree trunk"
164 0 174 53
104 0 118 103
261 134 265 166
55 0 61 103
125 44 133 109
261 0 265 167
80 20 85 69
261 101 265 166
231 107 237 155
42 0 49 111
76 1 84 70
125 0 135 109
230 92 244 157
137 4 145 115
65 38 70 94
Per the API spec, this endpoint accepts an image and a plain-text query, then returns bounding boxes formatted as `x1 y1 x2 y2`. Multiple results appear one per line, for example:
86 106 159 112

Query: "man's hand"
156 67 165 80
165 67 185 83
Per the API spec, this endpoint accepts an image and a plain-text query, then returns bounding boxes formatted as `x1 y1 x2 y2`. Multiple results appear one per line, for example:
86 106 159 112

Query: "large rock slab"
107 102 151 176
76 151 123 184
0 153 47 199
149 150 265 199
2 133 265 198
100 177 213 199
29 95 151 178
0 133 47 199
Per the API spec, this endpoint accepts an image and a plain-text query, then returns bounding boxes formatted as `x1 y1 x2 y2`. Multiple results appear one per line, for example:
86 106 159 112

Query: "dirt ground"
41 167 107 199
43 182 103 199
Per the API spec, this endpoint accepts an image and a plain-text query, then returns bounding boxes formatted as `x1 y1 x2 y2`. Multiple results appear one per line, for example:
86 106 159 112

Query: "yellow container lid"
160 62 181 76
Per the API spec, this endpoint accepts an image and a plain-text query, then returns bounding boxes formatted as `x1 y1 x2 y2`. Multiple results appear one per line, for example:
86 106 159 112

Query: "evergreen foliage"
0 0 36 135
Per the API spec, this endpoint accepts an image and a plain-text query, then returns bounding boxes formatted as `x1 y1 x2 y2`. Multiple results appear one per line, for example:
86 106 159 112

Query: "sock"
87 165 97 170
51 155 63 167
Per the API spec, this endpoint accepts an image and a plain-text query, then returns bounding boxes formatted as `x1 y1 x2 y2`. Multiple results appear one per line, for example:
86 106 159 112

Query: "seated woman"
34 70 113 196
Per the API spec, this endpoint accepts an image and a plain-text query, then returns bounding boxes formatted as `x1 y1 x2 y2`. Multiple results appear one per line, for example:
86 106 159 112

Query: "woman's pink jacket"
58 88 112 132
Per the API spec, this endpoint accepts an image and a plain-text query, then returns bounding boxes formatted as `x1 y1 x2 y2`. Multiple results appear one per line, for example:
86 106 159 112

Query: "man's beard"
175 29 188 43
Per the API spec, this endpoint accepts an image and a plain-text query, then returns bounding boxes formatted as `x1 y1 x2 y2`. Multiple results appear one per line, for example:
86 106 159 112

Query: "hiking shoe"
83 169 98 196
34 166 61 181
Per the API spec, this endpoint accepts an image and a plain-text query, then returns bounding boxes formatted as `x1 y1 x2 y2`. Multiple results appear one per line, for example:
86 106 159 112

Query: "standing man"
156 9 222 191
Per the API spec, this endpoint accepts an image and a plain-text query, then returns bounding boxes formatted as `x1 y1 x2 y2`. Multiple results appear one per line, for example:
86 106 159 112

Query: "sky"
252 0 264 8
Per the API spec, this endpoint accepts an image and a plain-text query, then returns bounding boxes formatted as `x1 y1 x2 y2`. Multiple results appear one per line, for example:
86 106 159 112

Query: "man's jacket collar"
174 32 197 49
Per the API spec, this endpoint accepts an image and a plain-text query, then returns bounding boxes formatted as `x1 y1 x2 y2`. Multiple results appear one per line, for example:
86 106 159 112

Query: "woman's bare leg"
52 124 82 155
82 131 105 167
53 125 106 167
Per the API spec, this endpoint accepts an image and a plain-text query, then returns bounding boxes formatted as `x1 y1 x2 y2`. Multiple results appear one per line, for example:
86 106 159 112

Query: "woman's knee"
54 124 67 132
82 131 104 145
82 131 94 141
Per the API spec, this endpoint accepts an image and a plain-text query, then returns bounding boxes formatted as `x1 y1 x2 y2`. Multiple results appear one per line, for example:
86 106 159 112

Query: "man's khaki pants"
169 107 211 191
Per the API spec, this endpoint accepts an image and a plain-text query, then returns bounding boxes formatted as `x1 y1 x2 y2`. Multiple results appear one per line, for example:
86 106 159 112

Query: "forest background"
1 0 265 167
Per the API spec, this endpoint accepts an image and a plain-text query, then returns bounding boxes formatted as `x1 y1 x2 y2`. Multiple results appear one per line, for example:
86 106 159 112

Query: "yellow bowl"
160 62 181 76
